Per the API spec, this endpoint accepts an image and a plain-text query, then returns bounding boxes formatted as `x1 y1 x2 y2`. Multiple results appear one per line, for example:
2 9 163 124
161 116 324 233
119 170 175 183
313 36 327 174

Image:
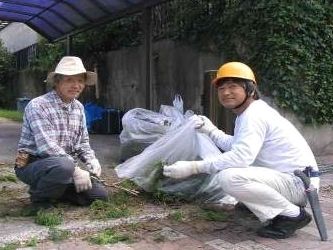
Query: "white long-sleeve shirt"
204 100 318 175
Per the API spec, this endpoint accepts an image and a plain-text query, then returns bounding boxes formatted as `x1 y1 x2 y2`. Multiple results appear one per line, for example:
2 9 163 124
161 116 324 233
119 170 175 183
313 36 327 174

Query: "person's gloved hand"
163 161 207 179
86 158 102 177
190 115 218 136
73 167 92 192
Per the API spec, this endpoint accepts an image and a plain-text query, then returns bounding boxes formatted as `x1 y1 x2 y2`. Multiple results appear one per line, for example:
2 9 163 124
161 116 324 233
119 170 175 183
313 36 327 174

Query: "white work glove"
163 161 208 179
86 158 102 177
73 167 92 192
190 115 218 136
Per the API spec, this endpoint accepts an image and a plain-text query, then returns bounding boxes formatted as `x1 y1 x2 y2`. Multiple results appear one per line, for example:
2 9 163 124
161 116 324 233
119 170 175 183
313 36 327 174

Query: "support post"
143 7 153 110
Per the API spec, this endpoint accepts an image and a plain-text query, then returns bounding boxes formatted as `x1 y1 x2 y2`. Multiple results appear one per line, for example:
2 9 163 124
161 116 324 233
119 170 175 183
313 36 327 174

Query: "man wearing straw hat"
15 56 108 210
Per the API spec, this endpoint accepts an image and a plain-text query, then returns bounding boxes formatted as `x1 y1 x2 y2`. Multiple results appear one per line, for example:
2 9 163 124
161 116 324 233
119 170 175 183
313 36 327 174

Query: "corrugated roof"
0 0 167 41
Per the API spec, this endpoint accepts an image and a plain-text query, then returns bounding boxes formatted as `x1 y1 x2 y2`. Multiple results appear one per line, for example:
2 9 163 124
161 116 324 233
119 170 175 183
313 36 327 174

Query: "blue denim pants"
15 156 108 205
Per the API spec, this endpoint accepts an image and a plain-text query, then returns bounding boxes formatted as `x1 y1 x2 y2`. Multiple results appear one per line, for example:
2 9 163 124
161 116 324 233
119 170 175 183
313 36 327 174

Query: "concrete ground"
1 118 333 249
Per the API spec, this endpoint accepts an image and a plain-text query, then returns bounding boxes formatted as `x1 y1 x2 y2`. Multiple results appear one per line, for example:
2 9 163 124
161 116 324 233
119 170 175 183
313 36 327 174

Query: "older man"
15 56 108 210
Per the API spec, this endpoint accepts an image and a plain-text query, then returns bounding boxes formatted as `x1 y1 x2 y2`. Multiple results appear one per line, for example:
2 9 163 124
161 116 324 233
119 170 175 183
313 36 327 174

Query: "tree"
0 40 15 108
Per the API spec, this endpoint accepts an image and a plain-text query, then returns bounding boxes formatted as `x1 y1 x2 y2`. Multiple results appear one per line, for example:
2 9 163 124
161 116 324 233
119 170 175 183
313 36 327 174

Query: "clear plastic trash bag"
119 95 191 161
115 117 227 203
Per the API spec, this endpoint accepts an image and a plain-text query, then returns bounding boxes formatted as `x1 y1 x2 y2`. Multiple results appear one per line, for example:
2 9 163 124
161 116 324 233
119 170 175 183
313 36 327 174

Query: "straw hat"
46 56 97 86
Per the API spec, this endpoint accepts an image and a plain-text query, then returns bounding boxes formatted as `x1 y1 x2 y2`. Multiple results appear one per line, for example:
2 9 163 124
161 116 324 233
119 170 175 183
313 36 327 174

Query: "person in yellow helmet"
163 62 319 239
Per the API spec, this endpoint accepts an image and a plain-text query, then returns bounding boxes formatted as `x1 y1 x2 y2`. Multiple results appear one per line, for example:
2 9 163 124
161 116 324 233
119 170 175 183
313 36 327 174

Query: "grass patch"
87 229 130 245
0 174 17 183
0 238 37 250
169 210 185 222
0 243 19 250
0 109 23 122
149 190 185 205
35 209 63 226
198 209 229 222
153 233 166 243
49 228 70 242
0 243 18 250
25 237 38 247
89 198 130 219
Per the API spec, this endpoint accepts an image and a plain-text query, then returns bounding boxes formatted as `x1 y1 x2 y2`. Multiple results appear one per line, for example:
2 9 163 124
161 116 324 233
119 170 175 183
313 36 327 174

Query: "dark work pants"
15 156 108 205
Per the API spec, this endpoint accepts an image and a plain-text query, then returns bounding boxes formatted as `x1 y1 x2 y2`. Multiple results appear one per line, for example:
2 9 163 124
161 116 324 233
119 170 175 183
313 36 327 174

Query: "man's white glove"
86 158 102 177
73 167 92 192
163 161 207 179
190 115 218 136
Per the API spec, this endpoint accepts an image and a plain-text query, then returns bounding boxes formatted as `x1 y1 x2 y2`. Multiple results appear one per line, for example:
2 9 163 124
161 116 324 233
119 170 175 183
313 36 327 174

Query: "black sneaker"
257 207 312 239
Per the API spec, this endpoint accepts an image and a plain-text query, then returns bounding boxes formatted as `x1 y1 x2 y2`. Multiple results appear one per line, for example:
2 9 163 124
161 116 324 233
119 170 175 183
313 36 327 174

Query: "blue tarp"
0 0 167 41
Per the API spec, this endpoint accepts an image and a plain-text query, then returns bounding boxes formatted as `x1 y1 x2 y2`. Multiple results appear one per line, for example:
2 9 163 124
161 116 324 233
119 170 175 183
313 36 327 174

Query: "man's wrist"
194 160 211 174
208 128 219 137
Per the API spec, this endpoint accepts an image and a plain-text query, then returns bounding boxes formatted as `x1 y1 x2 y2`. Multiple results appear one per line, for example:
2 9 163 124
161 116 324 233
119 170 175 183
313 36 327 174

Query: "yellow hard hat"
212 62 256 86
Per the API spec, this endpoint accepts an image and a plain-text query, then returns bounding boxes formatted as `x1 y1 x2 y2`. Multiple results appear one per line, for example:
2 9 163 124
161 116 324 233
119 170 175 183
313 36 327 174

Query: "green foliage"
169 210 185 222
198 209 229 221
0 109 23 122
31 37 65 72
25 237 38 247
35 209 63 226
89 198 130 219
219 0 333 124
0 243 18 250
87 229 130 245
0 41 15 108
0 173 17 183
172 0 333 124
72 15 142 59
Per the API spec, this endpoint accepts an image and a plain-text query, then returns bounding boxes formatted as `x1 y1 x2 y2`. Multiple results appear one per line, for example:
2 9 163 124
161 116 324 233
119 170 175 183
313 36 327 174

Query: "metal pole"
66 35 72 55
143 7 153 110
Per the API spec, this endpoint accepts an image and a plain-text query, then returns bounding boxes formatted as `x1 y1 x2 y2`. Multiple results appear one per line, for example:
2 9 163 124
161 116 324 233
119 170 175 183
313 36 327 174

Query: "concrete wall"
0 23 39 53
262 97 333 164
100 40 222 113
15 69 46 99
99 46 147 110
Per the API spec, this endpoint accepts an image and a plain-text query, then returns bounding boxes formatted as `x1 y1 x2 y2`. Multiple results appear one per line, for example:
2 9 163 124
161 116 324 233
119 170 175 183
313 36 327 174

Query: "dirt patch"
320 185 333 199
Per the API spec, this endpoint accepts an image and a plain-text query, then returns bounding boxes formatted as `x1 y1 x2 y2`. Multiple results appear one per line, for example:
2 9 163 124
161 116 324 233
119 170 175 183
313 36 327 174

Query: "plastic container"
16 97 31 112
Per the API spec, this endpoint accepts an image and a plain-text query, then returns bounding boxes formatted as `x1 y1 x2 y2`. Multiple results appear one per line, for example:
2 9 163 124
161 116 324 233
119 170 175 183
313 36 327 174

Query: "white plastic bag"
119 95 189 161
116 117 228 203
116 118 199 191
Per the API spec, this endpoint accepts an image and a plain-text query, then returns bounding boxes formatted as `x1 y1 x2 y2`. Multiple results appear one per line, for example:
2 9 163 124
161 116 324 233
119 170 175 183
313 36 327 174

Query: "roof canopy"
0 0 166 41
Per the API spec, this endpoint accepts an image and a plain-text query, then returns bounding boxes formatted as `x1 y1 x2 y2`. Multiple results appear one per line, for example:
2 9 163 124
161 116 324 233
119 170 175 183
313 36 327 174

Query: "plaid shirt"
17 90 95 163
